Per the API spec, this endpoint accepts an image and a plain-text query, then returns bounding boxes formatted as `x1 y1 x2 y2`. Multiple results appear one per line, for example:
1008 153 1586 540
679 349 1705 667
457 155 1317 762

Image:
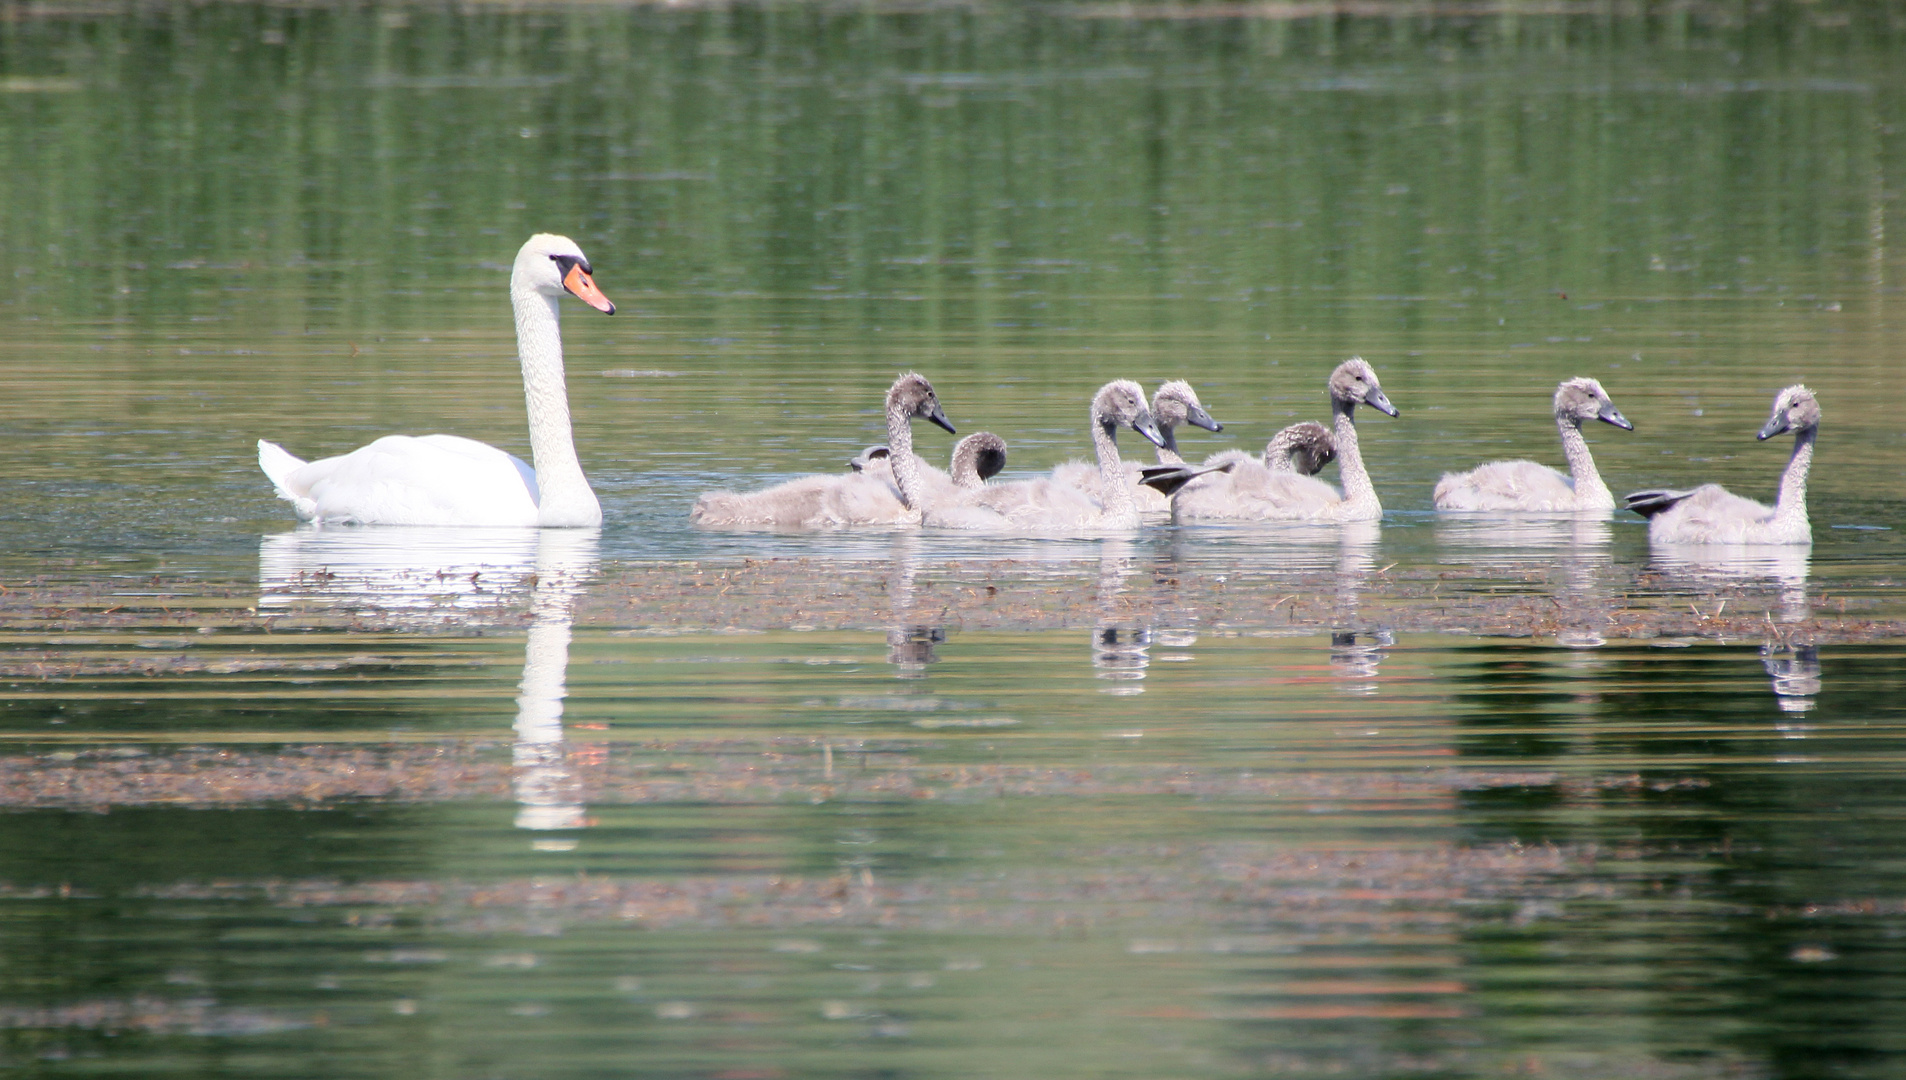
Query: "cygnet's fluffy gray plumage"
689 373 955 528
1434 377 1633 512
1149 358 1398 522
1624 384 1817 545
927 380 1166 531
851 432 1007 494
1051 380 1221 513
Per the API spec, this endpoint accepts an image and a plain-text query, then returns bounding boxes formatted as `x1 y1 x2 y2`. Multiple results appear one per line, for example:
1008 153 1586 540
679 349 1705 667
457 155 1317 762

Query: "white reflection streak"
1651 545 1812 622
256 525 600 833
1328 521 1389 695
513 530 601 831
1092 538 1149 694
884 531 943 676
1432 513 1617 646
1763 643 1822 719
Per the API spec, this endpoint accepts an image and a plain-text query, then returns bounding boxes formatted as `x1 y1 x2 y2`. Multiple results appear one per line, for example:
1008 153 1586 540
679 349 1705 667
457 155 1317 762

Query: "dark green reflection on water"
2 2 1906 1076
0 630 1903 1076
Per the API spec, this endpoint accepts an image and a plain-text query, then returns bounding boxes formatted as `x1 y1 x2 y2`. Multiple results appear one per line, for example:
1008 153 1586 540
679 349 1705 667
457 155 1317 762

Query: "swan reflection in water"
1763 642 1822 717
882 531 944 677
1434 512 1616 647
1093 538 1152 694
258 526 601 833
1326 521 1390 694
1651 544 1812 623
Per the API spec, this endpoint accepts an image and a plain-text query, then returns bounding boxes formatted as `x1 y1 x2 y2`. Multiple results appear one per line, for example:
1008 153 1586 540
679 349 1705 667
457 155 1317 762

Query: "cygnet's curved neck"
1332 398 1380 516
1556 414 1614 510
1092 404 1139 524
1772 425 1815 530
886 394 928 514
512 284 601 527
1263 431 1297 474
1155 423 1185 466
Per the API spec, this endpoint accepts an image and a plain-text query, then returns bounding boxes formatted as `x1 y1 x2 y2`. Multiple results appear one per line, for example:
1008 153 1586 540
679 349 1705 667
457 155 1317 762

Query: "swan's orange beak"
563 264 615 314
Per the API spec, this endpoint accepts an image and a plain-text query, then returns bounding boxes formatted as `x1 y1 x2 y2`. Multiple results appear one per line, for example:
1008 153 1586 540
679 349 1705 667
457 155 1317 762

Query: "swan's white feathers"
1433 459 1578 512
268 434 543 527
257 233 607 528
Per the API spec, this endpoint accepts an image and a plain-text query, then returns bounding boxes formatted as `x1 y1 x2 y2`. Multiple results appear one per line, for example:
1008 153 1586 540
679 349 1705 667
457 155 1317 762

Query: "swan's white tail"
257 439 318 519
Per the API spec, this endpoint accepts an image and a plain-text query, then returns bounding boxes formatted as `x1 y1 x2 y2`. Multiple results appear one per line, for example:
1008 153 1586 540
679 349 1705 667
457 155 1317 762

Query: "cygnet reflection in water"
1763 643 1822 715
1330 630 1394 695
1651 544 1812 623
1092 538 1151 694
888 626 945 675
1433 514 1616 646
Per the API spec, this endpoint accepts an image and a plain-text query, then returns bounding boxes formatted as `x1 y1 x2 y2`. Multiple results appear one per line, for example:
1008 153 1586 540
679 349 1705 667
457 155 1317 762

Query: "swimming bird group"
258 234 1822 548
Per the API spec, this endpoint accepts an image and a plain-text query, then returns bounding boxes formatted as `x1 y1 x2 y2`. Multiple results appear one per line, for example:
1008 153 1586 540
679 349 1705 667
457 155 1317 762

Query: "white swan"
1146 358 1398 522
1624 384 1817 545
689 373 956 528
1434 377 1633 512
926 380 1166 531
1053 380 1222 512
257 234 614 527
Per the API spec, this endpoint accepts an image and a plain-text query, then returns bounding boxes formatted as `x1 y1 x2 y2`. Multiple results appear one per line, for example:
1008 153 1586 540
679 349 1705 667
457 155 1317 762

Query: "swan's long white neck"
1557 415 1613 510
1772 425 1814 531
1332 398 1380 517
512 283 601 527
1092 402 1139 525
886 394 928 515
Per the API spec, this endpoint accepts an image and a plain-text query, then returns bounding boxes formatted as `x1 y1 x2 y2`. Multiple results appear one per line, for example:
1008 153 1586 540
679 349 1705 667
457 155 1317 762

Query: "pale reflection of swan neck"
512 529 601 832
885 532 941 675
1093 538 1149 693
1763 643 1821 714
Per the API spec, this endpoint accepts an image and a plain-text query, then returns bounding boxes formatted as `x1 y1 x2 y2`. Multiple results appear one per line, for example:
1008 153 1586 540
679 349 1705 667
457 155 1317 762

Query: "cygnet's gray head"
1152 380 1223 435
1758 384 1820 440
1093 380 1167 449
1555 377 1631 430
1327 357 1398 417
889 372 957 434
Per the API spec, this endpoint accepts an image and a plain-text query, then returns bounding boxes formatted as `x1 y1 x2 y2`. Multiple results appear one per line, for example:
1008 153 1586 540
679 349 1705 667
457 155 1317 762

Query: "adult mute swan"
1434 377 1632 512
689 373 956 528
1144 358 1398 522
925 380 1166 531
257 234 615 527
1624 384 1818 545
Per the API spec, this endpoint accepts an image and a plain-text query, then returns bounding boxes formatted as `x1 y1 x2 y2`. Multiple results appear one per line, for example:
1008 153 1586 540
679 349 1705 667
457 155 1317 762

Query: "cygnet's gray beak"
1133 410 1168 449
927 403 957 435
1186 405 1223 433
1365 387 1399 417
1598 401 1633 430
1757 409 1791 441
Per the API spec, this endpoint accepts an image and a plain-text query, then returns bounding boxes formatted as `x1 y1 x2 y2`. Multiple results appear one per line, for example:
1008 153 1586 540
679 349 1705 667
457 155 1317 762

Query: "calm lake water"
2 3 1905 1077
